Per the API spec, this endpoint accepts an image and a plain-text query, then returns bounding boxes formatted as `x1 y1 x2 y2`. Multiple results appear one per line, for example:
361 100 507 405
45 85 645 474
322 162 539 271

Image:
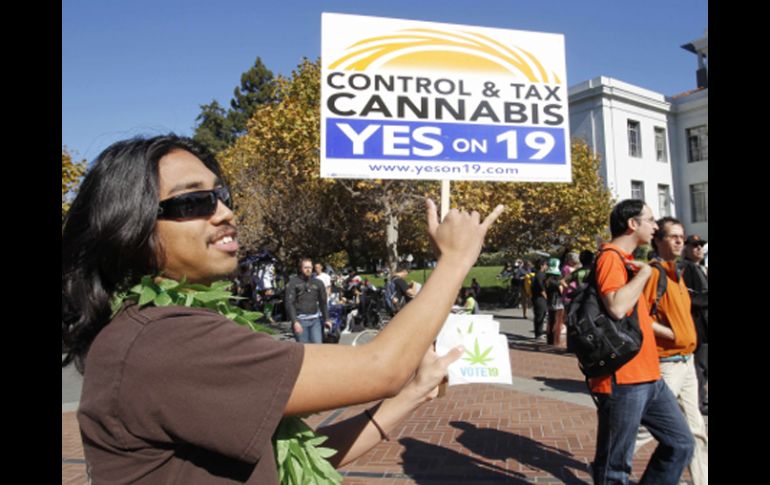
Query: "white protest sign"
321 12 571 182
448 334 513 386
436 313 498 351
435 314 512 386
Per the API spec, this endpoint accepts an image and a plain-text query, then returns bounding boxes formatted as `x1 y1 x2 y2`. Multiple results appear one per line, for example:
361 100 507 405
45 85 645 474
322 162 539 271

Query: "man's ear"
627 217 639 233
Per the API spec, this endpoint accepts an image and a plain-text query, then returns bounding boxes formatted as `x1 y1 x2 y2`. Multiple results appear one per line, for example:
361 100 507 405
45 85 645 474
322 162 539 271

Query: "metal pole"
440 179 450 221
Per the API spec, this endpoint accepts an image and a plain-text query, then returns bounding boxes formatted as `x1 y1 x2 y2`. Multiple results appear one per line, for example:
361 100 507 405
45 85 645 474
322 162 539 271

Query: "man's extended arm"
284 200 504 416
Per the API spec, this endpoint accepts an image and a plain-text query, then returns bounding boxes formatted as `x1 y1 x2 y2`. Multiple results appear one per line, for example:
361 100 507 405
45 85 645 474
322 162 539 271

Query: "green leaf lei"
112 276 343 485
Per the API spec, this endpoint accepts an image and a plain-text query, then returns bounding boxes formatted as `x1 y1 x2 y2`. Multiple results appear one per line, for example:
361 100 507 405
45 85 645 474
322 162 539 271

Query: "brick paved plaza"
62 307 697 484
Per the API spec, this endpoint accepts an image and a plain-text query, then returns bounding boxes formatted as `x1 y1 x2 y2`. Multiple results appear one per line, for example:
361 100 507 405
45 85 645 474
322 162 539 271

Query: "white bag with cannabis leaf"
435 314 513 386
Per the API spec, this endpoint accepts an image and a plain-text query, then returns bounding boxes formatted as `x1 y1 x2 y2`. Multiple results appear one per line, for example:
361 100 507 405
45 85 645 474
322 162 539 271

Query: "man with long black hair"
62 134 503 484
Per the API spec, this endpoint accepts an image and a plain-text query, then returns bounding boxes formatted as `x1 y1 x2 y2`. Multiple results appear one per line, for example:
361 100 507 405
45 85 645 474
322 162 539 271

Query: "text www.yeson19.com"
367 163 519 176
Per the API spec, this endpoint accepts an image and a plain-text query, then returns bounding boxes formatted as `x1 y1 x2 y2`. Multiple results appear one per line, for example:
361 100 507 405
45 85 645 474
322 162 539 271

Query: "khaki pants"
635 358 708 485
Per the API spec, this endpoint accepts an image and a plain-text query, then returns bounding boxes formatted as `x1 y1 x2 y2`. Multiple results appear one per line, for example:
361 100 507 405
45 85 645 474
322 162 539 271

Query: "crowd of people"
496 250 594 347
232 251 434 343
62 133 708 484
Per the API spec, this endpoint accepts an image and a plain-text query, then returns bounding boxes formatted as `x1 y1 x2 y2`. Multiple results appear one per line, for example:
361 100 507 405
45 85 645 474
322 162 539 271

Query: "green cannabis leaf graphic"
462 337 494 367
455 321 475 336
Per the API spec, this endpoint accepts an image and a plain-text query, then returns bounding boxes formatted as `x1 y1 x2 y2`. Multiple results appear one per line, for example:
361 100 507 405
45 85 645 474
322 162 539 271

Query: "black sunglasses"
157 186 233 220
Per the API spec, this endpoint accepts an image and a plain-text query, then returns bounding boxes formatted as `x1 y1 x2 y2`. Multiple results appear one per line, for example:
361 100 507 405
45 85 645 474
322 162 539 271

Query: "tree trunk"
384 197 399 274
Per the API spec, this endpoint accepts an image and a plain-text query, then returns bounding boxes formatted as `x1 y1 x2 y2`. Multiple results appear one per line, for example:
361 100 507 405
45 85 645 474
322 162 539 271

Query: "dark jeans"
532 296 547 338
592 378 694 484
293 316 323 344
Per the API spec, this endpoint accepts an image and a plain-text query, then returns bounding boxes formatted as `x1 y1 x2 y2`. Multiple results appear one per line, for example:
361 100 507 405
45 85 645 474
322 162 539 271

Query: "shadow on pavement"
399 437 528 483
490 313 529 321
532 376 592 396
501 332 574 357
451 421 589 484
398 422 590 484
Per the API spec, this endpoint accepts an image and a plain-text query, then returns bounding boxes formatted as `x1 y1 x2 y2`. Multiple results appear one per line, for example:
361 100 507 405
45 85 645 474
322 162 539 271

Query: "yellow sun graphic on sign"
328 28 561 84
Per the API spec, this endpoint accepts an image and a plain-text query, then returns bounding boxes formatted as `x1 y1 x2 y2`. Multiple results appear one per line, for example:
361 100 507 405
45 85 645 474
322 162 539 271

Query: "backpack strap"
591 247 640 315
648 261 668 317
594 247 635 284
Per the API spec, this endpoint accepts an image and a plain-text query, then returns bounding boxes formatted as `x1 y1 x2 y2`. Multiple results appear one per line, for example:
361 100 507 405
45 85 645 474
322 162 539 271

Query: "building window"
690 182 708 223
658 184 671 217
628 120 642 158
655 127 667 162
686 125 708 162
631 180 645 201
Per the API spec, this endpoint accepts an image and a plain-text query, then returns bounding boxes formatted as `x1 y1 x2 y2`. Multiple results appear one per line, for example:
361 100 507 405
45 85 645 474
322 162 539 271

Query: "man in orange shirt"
635 217 708 484
590 200 693 484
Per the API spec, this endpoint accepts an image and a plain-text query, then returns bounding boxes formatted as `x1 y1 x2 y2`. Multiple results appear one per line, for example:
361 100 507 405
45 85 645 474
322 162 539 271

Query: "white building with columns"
568 30 708 239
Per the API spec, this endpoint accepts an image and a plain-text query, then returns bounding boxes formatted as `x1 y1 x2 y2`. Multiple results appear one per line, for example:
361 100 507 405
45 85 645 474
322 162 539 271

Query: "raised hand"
425 198 504 271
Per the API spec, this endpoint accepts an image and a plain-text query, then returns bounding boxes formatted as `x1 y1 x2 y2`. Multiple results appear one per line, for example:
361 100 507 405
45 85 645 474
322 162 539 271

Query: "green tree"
228 56 277 137
192 100 234 153
62 146 87 220
192 57 276 154
220 59 342 263
339 179 436 272
451 139 614 257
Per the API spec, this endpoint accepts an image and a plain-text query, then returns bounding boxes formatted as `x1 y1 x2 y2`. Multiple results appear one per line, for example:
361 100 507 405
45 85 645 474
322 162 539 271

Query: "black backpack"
566 248 646 378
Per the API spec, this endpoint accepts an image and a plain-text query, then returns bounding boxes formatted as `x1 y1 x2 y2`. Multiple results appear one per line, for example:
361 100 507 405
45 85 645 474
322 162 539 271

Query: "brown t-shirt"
77 304 304 484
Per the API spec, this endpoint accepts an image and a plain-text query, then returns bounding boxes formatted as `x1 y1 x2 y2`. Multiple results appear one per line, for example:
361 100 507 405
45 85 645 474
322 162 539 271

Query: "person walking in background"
544 258 565 347
460 287 479 314
560 252 580 308
680 234 708 416
470 278 481 299
510 259 525 308
565 250 594 291
498 262 513 280
387 264 417 315
521 260 534 319
562 250 594 303
531 259 548 341
588 199 693 484
285 258 331 344
313 262 332 299
561 252 580 280
634 217 708 484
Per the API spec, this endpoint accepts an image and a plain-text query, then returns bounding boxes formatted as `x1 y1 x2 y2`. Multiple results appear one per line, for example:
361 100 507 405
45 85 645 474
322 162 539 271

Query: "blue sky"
62 0 707 163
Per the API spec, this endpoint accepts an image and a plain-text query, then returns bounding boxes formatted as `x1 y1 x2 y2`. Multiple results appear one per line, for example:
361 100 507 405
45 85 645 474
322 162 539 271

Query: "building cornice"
569 77 671 114
669 88 708 115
